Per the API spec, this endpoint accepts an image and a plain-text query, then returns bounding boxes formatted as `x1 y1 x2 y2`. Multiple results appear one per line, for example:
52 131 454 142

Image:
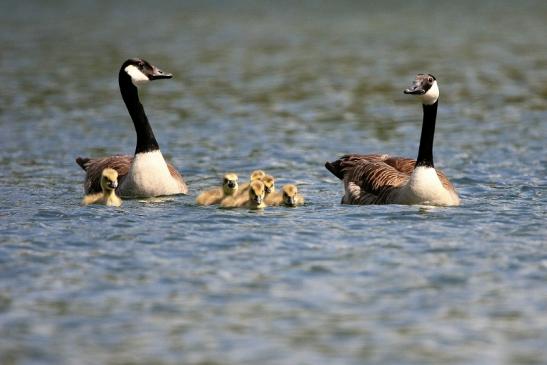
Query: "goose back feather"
326 154 456 205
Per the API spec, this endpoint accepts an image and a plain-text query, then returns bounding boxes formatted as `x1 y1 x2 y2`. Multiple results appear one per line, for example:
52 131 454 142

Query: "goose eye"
428 77 433 82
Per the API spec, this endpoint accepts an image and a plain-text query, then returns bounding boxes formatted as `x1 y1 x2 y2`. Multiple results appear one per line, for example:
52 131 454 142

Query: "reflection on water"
0 0 546 364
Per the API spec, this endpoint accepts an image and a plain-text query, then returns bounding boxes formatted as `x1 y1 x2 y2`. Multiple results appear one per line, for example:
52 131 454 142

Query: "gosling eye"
428 77 433 83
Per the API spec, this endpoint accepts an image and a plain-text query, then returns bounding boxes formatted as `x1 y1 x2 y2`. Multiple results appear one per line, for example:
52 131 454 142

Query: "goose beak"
149 66 172 80
287 197 295 206
404 80 426 95
265 187 271 194
109 180 118 189
255 196 263 205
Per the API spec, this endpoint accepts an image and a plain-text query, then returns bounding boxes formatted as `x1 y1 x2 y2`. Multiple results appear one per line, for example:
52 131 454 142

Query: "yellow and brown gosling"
221 180 266 209
236 170 267 196
265 184 304 207
196 173 239 206
262 175 275 197
82 168 122 207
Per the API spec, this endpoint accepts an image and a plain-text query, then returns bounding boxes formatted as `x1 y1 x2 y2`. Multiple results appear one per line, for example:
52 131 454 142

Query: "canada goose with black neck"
76 58 187 198
325 74 460 206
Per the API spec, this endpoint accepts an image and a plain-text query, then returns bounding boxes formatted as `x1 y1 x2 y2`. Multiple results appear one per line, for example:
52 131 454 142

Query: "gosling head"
100 168 119 192
249 180 265 206
250 170 266 181
222 173 239 195
262 175 275 195
404 73 439 105
282 184 299 207
121 58 173 87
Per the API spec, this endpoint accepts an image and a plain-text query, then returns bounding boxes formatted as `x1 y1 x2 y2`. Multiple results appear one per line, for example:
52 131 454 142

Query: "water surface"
1 1 546 364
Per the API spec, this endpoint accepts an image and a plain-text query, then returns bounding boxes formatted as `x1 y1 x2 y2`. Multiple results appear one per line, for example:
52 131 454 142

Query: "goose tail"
325 159 344 180
76 157 91 171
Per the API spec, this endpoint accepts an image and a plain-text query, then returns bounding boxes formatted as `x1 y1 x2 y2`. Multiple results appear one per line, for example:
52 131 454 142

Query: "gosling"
196 173 239 206
82 168 122 207
236 170 266 196
265 184 304 207
221 180 266 210
262 175 275 197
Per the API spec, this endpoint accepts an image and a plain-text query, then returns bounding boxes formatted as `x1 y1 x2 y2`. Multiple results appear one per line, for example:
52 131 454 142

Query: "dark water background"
1 1 546 364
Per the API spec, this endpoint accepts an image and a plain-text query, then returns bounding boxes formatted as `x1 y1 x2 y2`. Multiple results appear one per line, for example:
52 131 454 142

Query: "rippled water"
1 1 546 364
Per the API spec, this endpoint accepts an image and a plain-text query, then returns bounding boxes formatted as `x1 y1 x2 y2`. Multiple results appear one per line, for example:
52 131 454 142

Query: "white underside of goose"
397 166 460 206
118 150 183 197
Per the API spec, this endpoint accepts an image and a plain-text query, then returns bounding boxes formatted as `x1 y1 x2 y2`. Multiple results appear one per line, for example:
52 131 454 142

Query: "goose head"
262 175 275 195
404 73 439 105
249 180 265 206
282 184 298 207
121 58 172 87
101 168 119 191
222 173 239 195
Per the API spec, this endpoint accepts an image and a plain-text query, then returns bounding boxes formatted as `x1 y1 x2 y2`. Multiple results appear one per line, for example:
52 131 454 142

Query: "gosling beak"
255 196 263 205
109 180 118 189
265 187 271 194
227 181 236 189
404 80 426 95
286 197 295 206
149 65 172 80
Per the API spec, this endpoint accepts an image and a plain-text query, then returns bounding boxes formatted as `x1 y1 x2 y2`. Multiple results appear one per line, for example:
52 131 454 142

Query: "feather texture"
326 154 458 205
76 155 186 195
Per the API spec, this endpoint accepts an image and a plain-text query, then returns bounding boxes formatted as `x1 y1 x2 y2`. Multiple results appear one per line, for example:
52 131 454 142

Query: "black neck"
415 100 438 168
118 71 160 154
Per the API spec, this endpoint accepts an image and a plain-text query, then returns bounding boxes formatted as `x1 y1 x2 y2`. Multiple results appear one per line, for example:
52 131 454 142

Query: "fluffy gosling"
196 173 239 206
265 184 304 207
221 180 266 209
237 170 266 196
82 168 122 207
262 175 275 197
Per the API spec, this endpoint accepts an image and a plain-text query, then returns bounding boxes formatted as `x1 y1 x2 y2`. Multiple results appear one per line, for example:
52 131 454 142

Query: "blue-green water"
1 1 546 364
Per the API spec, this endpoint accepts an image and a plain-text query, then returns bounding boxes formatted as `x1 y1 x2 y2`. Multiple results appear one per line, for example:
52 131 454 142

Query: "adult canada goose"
82 168 122 207
325 74 460 206
196 173 239 206
76 58 188 198
221 180 266 209
265 184 304 207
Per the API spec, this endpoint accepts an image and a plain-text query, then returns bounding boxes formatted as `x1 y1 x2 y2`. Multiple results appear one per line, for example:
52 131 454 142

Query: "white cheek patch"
124 65 150 86
421 80 439 105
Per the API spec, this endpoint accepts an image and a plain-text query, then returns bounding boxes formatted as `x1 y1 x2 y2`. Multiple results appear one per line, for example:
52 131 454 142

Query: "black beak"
265 187 271 194
287 197 295 206
255 196 263 204
404 80 425 95
149 66 173 80
227 181 236 189
108 181 118 189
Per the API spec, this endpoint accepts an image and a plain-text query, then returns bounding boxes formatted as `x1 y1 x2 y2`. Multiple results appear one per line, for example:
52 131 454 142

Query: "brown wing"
76 155 187 194
336 155 411 204
326 154 456 204
76 155 132 194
